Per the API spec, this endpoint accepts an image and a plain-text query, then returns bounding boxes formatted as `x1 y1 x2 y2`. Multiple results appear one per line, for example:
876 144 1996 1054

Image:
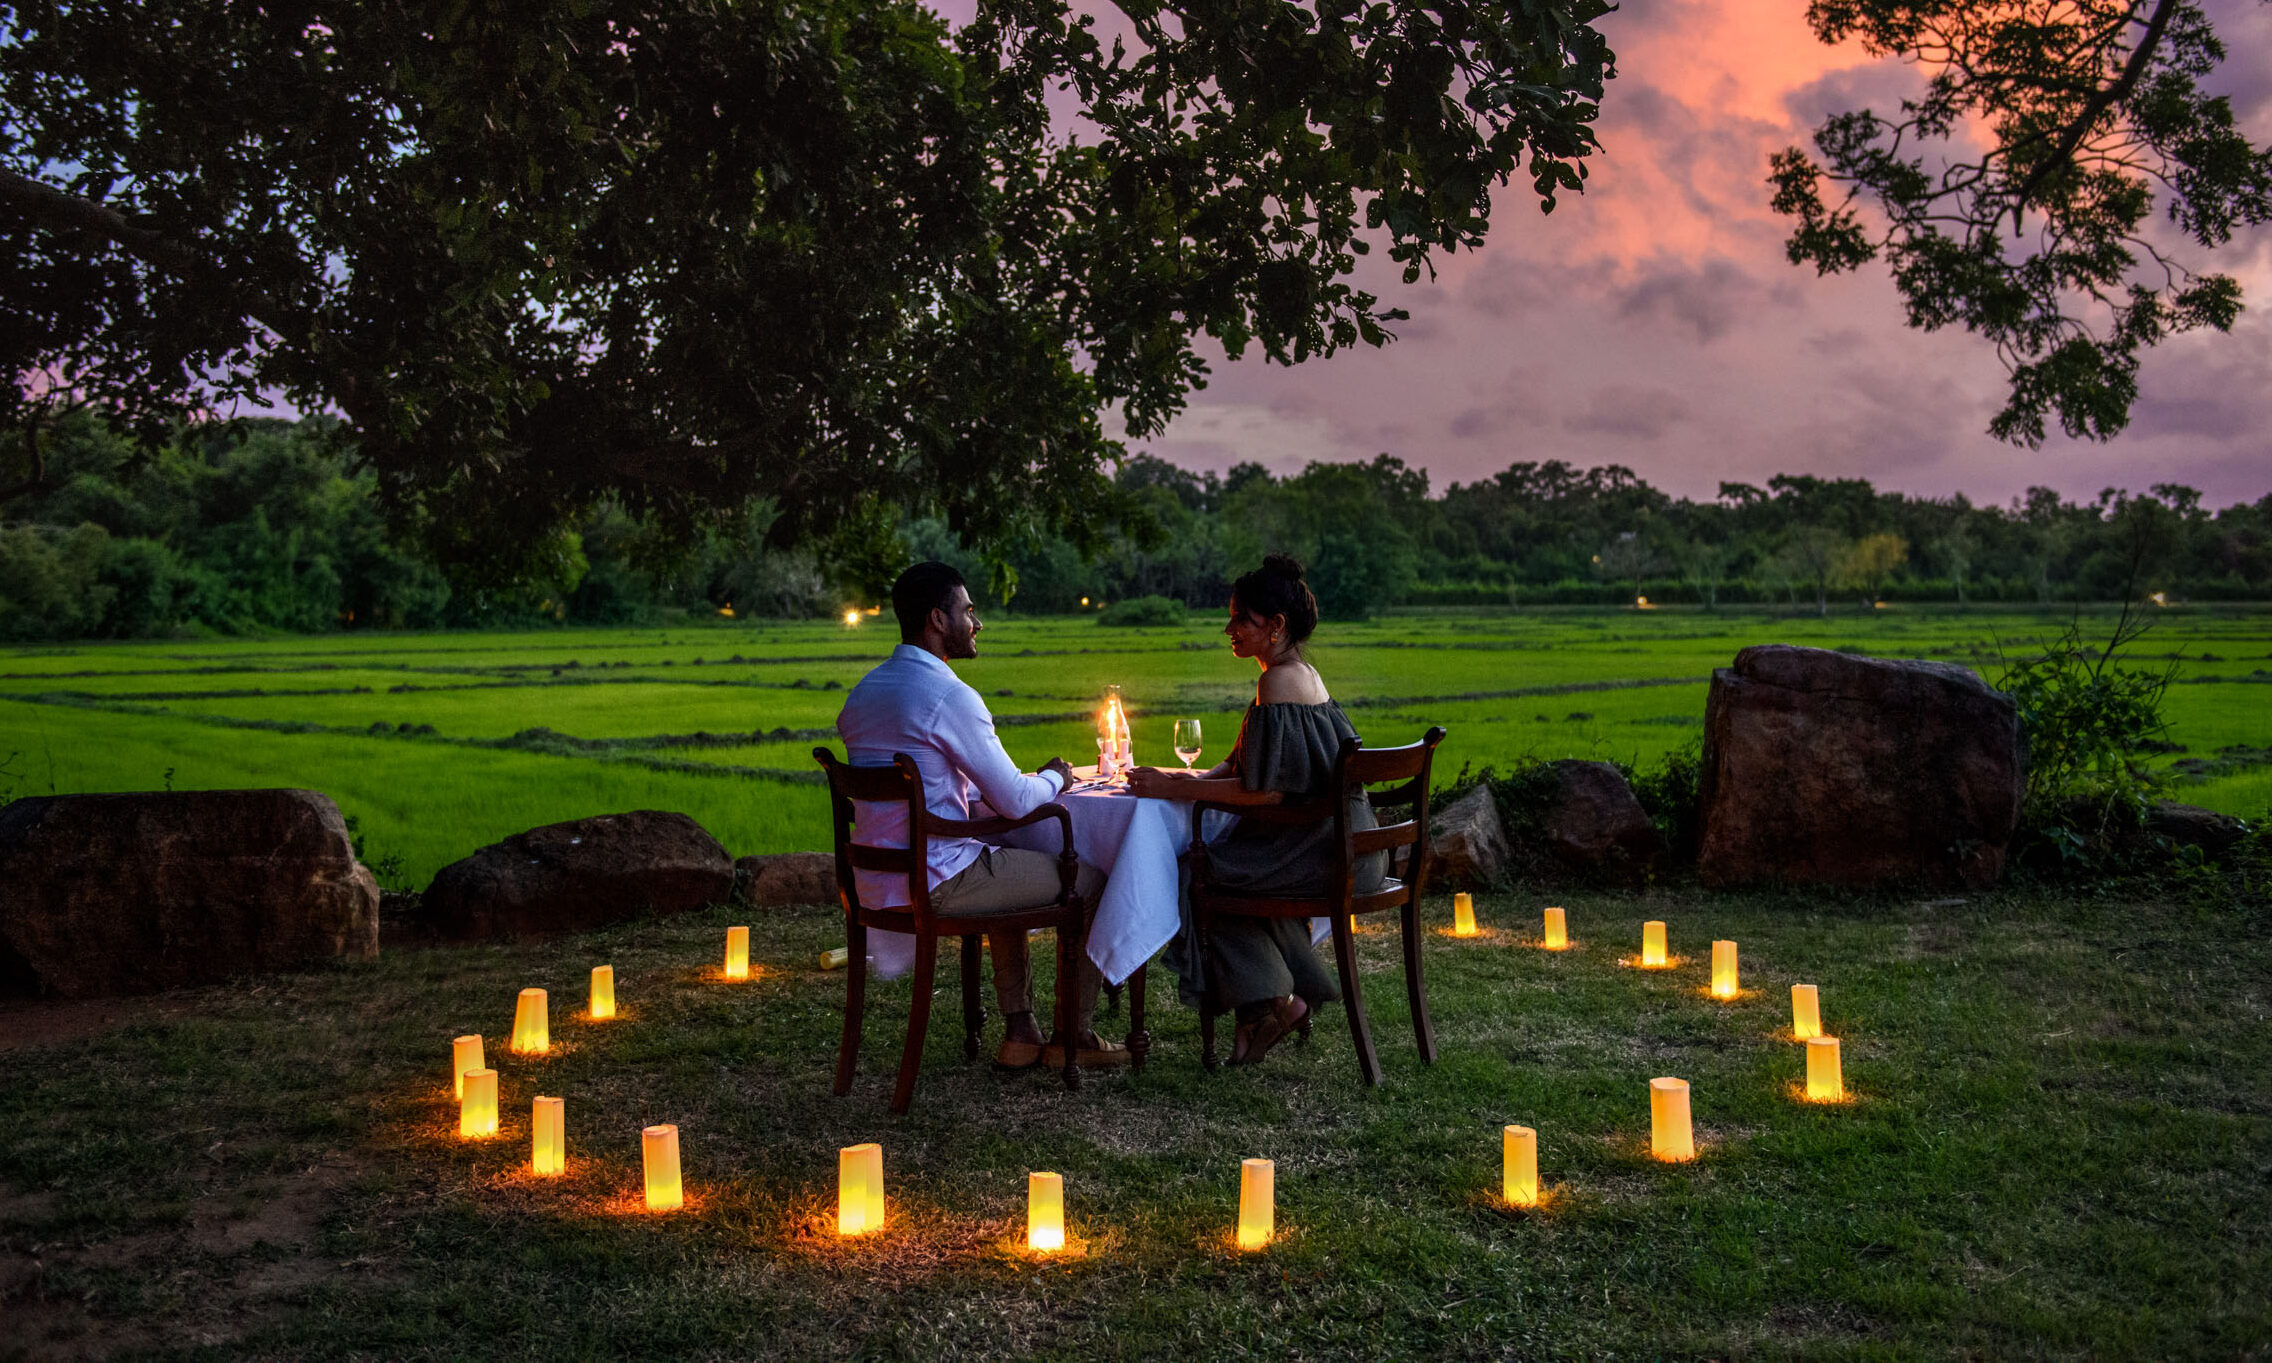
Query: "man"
835 561 1126 1069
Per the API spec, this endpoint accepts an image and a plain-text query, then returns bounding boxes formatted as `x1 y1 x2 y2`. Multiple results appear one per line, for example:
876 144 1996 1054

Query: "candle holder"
532 1096 565 1176
642 1124 683 1210
723 926 750 981
510 989 549 1055
1640 921 1669 968
1236 1158 1274 1251
1709 940 1739 999
839 1143 885 1236
459 1069 499 1139
1541 907 1568 950
1502 1125 1539 1208
1805 1036 1844 1102
819 947 850 971
1649 1077 1694 1162
589 966 615 1021
452 1034 485 1099
1791 984 1822 1039
1452 892 1478 938
1027 1172 1065 1252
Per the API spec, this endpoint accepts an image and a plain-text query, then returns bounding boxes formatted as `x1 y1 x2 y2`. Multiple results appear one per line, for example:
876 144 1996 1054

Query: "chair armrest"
926 802 1073 853
1191 796 1337 827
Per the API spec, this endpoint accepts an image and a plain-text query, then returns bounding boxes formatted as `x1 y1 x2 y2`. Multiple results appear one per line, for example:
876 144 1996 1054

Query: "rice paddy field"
1 604 2266 887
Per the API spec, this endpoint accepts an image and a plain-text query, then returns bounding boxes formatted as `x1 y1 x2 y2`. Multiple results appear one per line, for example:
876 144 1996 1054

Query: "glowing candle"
532 1096 564 1176
1806 1036 1844 1102
1791 984 1822 1039
1236 1158 1274 1251
1641 921 1668 967
459 1068 498 1139
838 1143 884 1235
642 1124 683 1210
1502 1124 1539 1208
589 966 615 1020
1649 1077 1694 1161
1452 892 1478 938
1542 906 1567 950
819 947 849 971
1710 940 1738 999
1027 1172 1065 1252
510 988 549 1054
724 926 750 981
451 1034 485 1099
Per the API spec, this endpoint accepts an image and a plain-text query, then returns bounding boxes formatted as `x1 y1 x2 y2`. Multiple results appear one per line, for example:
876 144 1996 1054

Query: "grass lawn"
3 887 2267 1358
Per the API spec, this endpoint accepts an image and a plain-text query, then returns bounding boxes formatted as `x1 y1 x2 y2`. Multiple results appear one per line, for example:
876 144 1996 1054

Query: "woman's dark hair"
1230 554 1319 648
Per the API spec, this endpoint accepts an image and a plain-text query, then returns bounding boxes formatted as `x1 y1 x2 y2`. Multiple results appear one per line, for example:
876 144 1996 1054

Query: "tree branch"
0 413 47 506
2008 0 2180 233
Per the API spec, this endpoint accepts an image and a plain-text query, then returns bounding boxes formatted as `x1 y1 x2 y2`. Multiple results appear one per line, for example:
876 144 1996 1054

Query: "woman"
1127 554 1385 1064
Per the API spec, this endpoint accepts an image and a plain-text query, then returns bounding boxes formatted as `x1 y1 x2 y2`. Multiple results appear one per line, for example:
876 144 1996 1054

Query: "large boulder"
418 810 733 941
1428 785 1510 889
735 852 840 908
1539 760 1659 878
0 790 379 1000
1698 645 2023 890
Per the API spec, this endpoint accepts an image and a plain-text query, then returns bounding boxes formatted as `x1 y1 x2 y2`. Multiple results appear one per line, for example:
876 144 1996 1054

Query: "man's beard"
948 626 979 659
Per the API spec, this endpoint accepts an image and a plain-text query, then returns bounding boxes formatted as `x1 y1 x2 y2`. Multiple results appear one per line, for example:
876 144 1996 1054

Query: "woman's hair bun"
1261 553 1306 581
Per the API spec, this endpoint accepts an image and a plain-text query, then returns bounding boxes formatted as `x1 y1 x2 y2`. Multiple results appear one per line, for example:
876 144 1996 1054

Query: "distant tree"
1931 525 1977 609
1772 0 2272 446
1782 526 1850 617
1594 530 1661 604
1839 531 1910 604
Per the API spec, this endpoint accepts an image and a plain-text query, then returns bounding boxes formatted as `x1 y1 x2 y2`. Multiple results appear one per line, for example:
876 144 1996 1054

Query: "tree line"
2 416 2267 641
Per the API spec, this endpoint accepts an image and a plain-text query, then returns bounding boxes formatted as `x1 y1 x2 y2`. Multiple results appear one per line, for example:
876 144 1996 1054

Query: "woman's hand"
1124 766 1188 799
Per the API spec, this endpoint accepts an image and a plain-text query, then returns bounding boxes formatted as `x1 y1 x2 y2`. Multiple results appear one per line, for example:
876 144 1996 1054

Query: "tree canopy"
0 0 1615 582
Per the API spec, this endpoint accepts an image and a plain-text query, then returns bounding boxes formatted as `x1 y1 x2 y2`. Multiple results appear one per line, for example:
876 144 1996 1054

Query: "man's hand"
1040 756 1075 788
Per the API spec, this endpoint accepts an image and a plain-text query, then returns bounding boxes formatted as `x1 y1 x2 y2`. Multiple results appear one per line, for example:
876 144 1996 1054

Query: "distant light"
1080 596 1090 607
1635 595 1654 610
2149 591 2168 607
864 606 881 616
843 609 861 627
718 606 735 618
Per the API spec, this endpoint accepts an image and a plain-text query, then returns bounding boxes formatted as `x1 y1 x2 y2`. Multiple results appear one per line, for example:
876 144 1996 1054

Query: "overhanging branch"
2007 0 2179 233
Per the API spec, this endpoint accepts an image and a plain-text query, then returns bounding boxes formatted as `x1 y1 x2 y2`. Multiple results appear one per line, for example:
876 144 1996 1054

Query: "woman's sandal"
1232 996 1309 1066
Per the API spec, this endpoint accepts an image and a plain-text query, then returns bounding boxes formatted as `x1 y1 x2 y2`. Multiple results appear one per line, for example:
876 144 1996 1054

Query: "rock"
1540 760 1660 877
1697 645 2023 890
0 790 379 1000
735 852 840 908
418 810 733 941
1428 785 1510 889
2144 801 2249 855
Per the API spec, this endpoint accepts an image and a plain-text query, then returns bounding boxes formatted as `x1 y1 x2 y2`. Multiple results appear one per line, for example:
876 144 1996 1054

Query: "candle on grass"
642 1125 683 1210
510 988 549 1054
1641 920 1668 967
589 966 615 1020
1027 1172 1065 1252
839 1143 884 1235
1452 892 1478 938
532 1096 564 1176
1806 1036 1844 1102
1236 1158 1274 1250
1791 984 1822 1039
1502 1125 1539 1208
459 1069 498 1139
819 947 850 971
1649 1077 1694 1161
451 1034 485 1098
1542 906 1567 950
724 926 750 981
1710 940 1738 999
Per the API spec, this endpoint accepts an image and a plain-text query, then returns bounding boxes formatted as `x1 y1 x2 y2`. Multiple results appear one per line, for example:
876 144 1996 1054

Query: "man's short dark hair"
892 561 967 640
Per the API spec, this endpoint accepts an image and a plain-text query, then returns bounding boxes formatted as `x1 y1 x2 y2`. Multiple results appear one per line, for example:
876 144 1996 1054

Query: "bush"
1097 595 1185 627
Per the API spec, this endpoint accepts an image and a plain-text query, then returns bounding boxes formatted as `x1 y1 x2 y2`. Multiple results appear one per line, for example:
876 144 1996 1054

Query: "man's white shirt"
835 643 1066 908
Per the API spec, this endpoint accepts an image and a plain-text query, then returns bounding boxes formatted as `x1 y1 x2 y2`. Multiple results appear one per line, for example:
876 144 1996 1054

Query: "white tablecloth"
865 780 1323 988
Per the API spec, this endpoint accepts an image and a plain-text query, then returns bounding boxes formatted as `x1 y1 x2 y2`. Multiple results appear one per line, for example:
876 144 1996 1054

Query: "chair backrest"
1340 726 1447 886
813 748 933 921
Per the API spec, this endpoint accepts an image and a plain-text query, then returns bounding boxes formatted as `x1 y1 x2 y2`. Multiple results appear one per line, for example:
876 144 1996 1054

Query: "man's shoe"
994 1037 1045 1071
1041 1035 1132 1069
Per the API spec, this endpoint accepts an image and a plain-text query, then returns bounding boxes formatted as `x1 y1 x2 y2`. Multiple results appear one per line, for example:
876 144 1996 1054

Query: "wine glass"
1173 719 1203 770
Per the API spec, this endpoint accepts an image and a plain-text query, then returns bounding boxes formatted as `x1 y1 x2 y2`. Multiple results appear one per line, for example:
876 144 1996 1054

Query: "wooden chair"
816 748 1093 1114
1188 727 1447 1087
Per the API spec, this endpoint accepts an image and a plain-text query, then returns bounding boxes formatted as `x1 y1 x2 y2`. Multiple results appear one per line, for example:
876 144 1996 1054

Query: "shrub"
1097 595 1185 627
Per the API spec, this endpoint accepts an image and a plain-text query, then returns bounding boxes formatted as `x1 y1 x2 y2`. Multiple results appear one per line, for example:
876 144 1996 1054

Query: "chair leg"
1127 964 1150 1071
1401 901 1437 1064
1054 916 1082 1092
890 934 939 1116
834 918 867 1098
1197 916 1220 1071
960 933 985 1062
1332 912 1384 1087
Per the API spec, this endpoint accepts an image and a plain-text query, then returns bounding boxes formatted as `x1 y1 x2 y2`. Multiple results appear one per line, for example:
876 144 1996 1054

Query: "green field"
3 605 2267 885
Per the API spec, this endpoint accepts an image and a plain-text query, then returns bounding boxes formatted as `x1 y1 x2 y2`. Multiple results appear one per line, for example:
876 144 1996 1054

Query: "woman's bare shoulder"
1256 662 1331 705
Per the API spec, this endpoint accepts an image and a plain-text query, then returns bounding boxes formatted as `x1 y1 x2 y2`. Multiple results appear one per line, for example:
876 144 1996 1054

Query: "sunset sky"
1125 0 2272 509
